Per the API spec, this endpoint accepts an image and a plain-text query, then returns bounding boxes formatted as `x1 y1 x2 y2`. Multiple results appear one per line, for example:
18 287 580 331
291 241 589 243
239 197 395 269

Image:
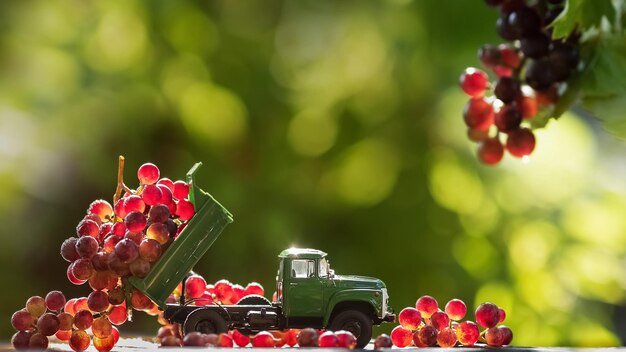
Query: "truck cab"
276 248 395 346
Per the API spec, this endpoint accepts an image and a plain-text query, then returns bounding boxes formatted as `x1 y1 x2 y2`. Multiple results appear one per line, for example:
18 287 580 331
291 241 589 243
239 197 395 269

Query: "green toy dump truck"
127 163 395 347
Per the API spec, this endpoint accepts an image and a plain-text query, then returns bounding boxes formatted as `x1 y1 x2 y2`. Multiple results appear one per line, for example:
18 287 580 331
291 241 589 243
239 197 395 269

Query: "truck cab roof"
278 248 327 259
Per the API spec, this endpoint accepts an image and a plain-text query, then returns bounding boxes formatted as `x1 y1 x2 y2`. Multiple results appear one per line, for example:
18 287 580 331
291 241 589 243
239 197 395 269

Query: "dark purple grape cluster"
460 0 580 165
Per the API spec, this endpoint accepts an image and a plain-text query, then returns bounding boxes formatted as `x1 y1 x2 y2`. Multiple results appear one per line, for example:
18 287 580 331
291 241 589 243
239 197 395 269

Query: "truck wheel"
237 295 271 306
328 310 373 348
184 308 228 335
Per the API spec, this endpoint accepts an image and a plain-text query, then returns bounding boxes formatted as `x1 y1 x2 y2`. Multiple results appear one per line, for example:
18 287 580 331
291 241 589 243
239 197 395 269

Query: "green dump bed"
128 163 233 308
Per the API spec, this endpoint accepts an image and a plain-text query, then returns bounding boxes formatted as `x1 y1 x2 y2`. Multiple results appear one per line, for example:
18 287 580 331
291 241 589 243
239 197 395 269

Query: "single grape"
216 333 233 347
142 184 162 206
88 200 113 222
463 97 495 131
111 222 126 237
499 325 513 345
334 330 356 349
417 325 437 346
88 290 110 313
28 333 48 349
124 231 143 246
129 258 151 278
56 329 72 341
138 238 162 263
244 282 264 297
478 44 501 67
318 331 339 347
518 95 538 118
525 58 556 90
72 258 95 281
123 195 145 213
114 238 139 264
390 325 413 347
272 330 287 347
456 321 480 346
185 275 207 299
107 305 128 325
161 335 182 347
253 331 276 347
69 329 91 352
84 213 102 226
498 44 521 68
476 302 501 328
131 289 153 310
111 326 120 343
437 327 457 347
229 329 249 347
157 177 175 191
173 181 190 200
498 308 507 323
73 297 89 312
415 295 438 318
76 219 100 238
496 14 521 41
297 328 319 347
64 298 78 315
398 307 422 331
495 104 522 132
506 128 536 157
11 310 34 332
37 313 60 336
460 67 489 97
114 199 127 219
494 76 521 103
182 332 206 347
205 333 219 346
75 235 99 259
12 331 32 349
107 254 131 277
91 252 110 272
230 284 244 303
138 163 160 185
107 286 125 306
374 334 393 349
176 199 195 221
124 211 147 233
507 6 541 37
444 299 466 321
431 311 450 330
146 223 170 245
478 138 505 165
103 235 122 254
285 329 299 347
26 296 46 317
166 218 178 237
67 264 87 285
58 312 74 331
148 204 170 224
158 184 174 204
74 310 94 330
92 316 113 339
93 334 115 352
61 237 81 262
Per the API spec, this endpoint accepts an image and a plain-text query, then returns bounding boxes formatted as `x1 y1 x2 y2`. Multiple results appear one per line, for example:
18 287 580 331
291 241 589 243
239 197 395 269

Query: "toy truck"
127 163 395 347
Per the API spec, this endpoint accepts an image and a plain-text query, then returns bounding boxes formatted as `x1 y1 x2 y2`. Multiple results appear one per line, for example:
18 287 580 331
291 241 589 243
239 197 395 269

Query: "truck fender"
323 289 380 326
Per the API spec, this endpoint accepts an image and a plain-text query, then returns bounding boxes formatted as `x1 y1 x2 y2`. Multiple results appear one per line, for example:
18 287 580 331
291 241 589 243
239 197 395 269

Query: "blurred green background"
1 0 625 346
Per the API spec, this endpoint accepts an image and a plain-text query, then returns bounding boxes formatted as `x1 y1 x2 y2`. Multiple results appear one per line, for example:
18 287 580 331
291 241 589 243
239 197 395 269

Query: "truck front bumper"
382 312 396 323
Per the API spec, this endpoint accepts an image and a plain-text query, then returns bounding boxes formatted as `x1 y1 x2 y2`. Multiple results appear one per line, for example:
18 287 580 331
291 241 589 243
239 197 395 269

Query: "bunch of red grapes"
382 295 512 348
460 0 580 165
11 162 198 351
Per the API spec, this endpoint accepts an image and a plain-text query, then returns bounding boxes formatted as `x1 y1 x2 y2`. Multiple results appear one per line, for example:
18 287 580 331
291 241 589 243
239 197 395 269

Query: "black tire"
328 310 373 348
237 294 271 306
183 308 228 335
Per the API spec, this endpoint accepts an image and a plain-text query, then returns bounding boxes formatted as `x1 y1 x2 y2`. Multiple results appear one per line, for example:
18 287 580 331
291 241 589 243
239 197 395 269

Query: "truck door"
284 259 324 321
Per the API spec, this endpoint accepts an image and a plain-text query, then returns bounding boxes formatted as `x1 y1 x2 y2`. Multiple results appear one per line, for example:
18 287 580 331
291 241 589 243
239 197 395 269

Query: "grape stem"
113 155 133 204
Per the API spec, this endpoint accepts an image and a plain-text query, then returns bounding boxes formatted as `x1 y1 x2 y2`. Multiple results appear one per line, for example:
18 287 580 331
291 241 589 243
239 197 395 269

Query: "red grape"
456 320 480 346
398 307 421 330
124 211 147 233
92 316 113 339
12 331 32 349
475 302 500 328
499 44 521 68
75 235 99 259
129 258 151 277
108 286 125 306
58 312 74 330
148 204 170 224
218 332 234 347
88 290 110 313
232 329 251 347
463 97 494 131
131 289 153 310
176 199 195 221
114 238 139 263
74 310 93 330
114 199 127 219
139 238 162 262
518 95 538 118
498 308 506 323
285 329 299 347
64 298 77 315
185 274 207 299
26 296 46 317
76 219 99 238
107 305 127 325
183 332 206 346
244 282 264 297
61 237 81 262
173 181 189 200
11 310 34 331
494 76 520 103
69 330 90 352
93 334 115 352
500 325 513 345
460 67 489 97
297 328 319 347
204 333 219 346
37 312 60 336
253 331 275 348
137 163 160 185
88 200 113 222
506 128 536 157
231 284 244 303
157 184 173 204
335 330 357 349
103 235 122 253
494 104 522 132
445 299 466 321
74 297 89 312
431 311 450 330
124 195 145 213
478 138 504 165
214 280 234 303
28 333 48 349
374 334 393 349
107 254 130 277
415 295 438 318
161 335 182 347
91 252 110 272
436 327 457 347
157 177 175 191
146 223 170 245
111 222 126 236
416 325 437 346
112 326 120 343
318 331 339 348
124 231 143 246
56 329 72 341
142 184 162 206
390 325 413 347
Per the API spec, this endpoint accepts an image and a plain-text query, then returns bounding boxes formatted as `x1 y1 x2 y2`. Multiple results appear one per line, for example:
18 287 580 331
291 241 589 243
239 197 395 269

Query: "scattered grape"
390 325 413 347
374 334 393 349
253 331 276 348
297 328 319 347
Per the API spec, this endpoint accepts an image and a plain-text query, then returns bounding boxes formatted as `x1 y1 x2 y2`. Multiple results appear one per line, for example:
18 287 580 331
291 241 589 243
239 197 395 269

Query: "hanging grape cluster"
460 0 580 165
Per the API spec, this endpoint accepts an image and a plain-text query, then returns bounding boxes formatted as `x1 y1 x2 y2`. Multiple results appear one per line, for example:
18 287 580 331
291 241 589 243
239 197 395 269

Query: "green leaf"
581 95 626 138
552 0 616 38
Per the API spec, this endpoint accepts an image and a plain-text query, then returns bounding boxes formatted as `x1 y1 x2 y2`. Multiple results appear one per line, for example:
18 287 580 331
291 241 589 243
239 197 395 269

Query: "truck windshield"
319 258 329 277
